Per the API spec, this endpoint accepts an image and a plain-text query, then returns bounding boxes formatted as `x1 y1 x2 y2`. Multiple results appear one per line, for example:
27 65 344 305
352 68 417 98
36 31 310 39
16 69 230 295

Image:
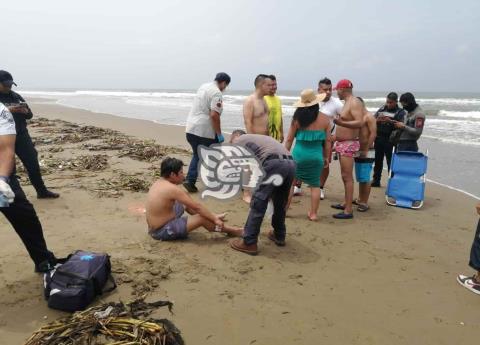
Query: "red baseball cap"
333 79 353 90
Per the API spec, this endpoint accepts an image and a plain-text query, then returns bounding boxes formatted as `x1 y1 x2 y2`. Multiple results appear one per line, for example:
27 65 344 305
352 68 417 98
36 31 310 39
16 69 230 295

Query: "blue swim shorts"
354 157 374 183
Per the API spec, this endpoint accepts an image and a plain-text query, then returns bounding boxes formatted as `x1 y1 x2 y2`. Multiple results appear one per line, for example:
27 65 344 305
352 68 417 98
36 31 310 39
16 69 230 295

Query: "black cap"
214 72 231 85
0 70 17 87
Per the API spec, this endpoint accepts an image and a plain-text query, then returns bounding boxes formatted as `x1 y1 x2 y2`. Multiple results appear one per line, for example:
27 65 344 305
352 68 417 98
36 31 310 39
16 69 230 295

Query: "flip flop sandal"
332 212 354 219
352 199 360 206
331 203 345 210
357 204 370 212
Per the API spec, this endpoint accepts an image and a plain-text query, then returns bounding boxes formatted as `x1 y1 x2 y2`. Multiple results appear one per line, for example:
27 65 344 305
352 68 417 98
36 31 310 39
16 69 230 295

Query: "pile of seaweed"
24 298 184 345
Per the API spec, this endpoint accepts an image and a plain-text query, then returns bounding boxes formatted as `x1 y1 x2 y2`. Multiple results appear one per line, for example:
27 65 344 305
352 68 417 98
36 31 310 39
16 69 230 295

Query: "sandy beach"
1 100 479 344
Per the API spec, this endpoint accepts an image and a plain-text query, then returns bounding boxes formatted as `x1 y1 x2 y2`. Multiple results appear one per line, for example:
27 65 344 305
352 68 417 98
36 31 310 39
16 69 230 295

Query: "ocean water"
20 89 480 198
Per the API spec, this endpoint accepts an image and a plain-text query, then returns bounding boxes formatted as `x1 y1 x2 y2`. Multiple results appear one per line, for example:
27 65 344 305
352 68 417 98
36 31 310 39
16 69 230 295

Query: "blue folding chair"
385 150 428 209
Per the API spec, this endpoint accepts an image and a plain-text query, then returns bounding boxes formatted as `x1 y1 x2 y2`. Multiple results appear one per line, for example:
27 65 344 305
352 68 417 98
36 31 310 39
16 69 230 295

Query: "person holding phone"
395 92 425 152
0 70 59 198
371 92 406 187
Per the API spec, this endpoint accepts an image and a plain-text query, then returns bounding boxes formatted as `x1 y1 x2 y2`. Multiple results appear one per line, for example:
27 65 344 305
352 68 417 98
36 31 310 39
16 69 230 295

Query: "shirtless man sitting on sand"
242 74 272 202
331 79 363 219
146 157 243 241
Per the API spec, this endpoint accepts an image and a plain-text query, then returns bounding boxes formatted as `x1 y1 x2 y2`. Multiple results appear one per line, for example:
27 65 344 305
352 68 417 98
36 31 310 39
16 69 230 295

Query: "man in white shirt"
294 77 343 199
0 104 57 272
184 72 231 193
318 77 343 199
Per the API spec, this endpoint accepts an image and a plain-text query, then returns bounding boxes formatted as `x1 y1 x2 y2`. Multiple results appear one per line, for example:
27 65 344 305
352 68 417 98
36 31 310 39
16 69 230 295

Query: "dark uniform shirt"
235 134 290 164
399 105 425 142
0 91 33 134
374 105 406 138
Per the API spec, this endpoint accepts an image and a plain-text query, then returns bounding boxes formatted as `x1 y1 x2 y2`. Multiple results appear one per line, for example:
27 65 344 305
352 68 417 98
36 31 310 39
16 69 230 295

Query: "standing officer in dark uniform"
371 92 406 187
396 92 426 152
0 103 57 272
0 70 59 198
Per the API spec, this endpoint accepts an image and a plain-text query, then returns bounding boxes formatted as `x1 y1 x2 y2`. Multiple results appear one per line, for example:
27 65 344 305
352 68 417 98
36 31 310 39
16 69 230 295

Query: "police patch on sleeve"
211 95 223 114
415 117 425 128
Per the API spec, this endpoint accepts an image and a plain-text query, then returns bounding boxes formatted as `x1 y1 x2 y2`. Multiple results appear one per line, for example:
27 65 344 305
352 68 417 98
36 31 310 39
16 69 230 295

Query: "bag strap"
55 255 71 265
93 273 117 295
102 274 117 294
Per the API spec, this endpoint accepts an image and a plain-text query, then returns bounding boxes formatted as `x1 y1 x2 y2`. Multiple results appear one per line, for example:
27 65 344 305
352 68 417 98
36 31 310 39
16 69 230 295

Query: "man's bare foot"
308 212 318 221
242 190 252 204
223 226 244 237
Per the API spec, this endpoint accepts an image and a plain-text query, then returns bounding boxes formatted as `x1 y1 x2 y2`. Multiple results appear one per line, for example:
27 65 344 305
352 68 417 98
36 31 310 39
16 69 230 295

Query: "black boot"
37 190 60 199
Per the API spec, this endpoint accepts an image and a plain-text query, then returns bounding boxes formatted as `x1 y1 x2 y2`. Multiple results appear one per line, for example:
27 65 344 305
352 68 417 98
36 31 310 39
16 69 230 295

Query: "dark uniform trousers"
15 129 48 194
185 133 218 185
373 136 394 183
243 158 296 245
0 175 53 266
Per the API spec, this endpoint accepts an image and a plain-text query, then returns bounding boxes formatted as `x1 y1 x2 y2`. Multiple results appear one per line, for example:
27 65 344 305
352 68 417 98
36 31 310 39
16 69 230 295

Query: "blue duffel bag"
43 250 116 312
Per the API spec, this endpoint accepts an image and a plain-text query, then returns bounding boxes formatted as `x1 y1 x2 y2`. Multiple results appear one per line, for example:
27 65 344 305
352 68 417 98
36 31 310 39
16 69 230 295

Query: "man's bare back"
243 94 269 135
359 111 377 155
335 96 363 141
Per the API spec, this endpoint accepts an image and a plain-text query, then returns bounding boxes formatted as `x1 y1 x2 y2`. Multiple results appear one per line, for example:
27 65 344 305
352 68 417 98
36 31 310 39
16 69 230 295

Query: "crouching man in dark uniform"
0 70 59 198
229 130 296 255
0 103 57 272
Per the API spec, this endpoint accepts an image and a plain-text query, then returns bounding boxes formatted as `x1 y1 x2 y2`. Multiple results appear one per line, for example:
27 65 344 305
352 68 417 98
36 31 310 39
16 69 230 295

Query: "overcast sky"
1 0 479 92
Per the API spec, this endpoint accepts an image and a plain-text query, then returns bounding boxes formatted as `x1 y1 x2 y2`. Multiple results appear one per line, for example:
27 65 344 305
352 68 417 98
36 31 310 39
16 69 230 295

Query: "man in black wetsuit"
0 70 59 198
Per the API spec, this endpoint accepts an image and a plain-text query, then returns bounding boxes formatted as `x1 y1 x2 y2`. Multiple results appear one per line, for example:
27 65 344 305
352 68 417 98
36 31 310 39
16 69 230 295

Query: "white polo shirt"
0 104 16 136
186 82 223 139
319 96 343 133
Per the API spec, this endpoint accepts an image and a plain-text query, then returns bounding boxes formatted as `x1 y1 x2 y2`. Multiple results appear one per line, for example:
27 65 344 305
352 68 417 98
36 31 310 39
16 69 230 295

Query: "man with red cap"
331 79 364 219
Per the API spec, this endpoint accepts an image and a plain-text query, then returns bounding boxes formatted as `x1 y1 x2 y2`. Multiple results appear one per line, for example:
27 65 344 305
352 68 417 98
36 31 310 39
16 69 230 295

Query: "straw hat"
293 89 326 108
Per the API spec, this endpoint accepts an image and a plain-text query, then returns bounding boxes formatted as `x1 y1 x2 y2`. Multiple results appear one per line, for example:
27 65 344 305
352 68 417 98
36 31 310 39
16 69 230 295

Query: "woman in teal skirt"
285 89 331 221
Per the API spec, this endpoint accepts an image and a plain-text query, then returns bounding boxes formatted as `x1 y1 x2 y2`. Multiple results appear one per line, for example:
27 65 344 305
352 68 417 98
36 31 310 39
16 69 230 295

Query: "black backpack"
44 250 116 312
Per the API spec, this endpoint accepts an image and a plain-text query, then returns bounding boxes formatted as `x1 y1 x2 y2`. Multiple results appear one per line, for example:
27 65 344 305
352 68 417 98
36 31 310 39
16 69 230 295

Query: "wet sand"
0 101 479 344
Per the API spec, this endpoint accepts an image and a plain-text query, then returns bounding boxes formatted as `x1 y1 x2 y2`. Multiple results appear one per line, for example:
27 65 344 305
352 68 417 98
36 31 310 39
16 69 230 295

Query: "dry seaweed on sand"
118 139 190 162
24 298 184 345
81 135 132 151
28 117 58 128
36 155 110 175
118 140 167 162
94 172 152 197
31 118 124 145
